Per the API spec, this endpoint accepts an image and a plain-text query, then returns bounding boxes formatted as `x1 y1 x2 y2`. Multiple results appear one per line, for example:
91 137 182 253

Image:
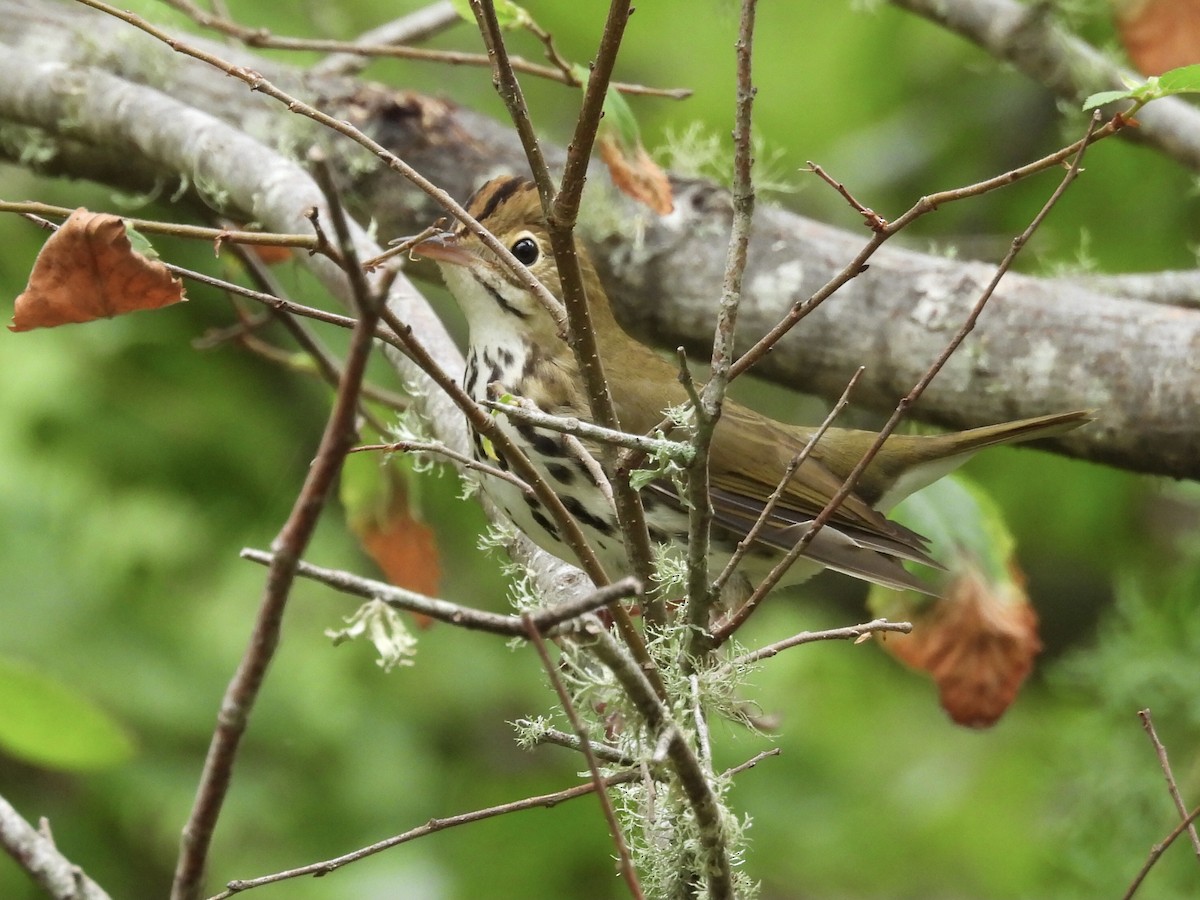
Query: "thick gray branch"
2 0 1198 478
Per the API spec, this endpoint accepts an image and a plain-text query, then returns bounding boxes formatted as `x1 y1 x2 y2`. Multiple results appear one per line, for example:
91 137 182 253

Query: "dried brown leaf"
883 566 1042 728
1116 0 1200 75
10 209 185 332
598 132 674 215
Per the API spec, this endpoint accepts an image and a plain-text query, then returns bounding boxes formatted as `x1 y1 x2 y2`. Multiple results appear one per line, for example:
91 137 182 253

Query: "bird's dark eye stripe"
471 177 528 223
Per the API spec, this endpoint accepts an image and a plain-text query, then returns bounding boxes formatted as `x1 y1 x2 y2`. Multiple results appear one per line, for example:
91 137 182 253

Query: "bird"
412 175 1091 597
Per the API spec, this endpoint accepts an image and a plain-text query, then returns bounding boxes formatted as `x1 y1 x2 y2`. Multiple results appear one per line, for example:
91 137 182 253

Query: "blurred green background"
2 1 1199 897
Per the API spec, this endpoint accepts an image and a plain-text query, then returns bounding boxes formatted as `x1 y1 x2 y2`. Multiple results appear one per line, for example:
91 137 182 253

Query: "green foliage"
449 0 534 31
1084 63 1200 111
0 657 135 771
890 474 1015 584
1049 553 1200 898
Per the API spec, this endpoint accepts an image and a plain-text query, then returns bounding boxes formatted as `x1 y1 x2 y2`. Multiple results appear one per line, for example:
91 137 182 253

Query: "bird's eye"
510 236 540 266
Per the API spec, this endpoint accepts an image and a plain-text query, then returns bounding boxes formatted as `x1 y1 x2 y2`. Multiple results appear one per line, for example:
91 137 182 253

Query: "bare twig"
162 0 688 96
0 796 111 900
209 771 645 898
718 112 1103 635
1123 804 1200 900
353 439 534 496
312 1 461 77
1137 709 1200 857
0 200 319 250
482 398 694 462
523 615 643 899
685 0 759 654
515 719 636 766
725 618 913 671
171 157 384 900
241 549 640 637
708 366 863 632
729 109 1130 381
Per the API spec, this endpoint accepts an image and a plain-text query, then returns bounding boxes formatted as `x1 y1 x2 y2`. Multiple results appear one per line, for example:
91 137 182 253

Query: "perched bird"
413 176 1090 595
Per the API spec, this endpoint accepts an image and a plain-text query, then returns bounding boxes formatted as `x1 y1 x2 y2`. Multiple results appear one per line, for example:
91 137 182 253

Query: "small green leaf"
629 468 657 492
1082 89 1136 111
450 0 532 29
602 85 641 149
1083 64 1200 112
1158 63 1200 95
0 656 135 771
124 224 160 260
571 64 641 149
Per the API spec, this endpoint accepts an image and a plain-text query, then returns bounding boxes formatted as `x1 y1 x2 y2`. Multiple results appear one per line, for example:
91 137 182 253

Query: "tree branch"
2 0 1197 476
0 798 111 900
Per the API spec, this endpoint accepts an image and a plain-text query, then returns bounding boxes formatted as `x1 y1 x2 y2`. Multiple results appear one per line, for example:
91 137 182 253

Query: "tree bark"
2 0 1197 478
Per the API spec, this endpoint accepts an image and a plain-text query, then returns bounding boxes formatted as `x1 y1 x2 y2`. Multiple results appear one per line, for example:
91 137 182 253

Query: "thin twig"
724 619 913 672
1122 804 1200 900
312 1 461 77
0 200 319 250
715 111 1103 641
240 549 641 637
1137 708 1200 857
709 368 863 644
469 0 555 204
162 0 689 96
685 0 759 657
482 398 694 462
353 439 534 496
728 109 1130 381
171 156 383 900
209 770 645 898
514 719 636 766
523 615 643 899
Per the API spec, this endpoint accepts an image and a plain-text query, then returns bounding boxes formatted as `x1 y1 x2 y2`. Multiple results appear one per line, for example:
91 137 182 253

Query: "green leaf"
888 474 1014 585
0 656 136 771
449 0 532 29
124 223 160 260
1157 63 1200 94
602 83 642 149
572 64 641 149
1082 64 1200 112
1082 89 1136 111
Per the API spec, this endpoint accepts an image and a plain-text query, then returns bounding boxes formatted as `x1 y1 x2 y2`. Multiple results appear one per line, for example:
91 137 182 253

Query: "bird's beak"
409 231 472 267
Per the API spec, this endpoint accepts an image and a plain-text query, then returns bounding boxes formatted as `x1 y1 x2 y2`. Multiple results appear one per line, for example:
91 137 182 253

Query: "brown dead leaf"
345 460 441 628
355 507 442 603
245 244 294 265
1116 0 1200 75
882 566 1042 728
10 209 185 332
598 132 675 215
